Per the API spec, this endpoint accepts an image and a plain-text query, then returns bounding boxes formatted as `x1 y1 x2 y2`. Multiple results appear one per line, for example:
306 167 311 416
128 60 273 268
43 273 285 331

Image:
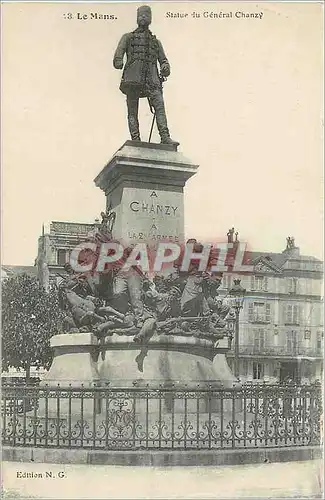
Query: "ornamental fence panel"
1 382 322 451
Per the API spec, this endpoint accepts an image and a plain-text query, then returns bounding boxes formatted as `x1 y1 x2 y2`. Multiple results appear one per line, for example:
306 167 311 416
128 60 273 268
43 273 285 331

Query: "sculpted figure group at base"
58 215 235 372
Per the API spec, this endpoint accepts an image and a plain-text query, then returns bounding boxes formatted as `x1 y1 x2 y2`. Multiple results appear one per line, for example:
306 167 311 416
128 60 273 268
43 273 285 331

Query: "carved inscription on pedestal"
127 191 180 242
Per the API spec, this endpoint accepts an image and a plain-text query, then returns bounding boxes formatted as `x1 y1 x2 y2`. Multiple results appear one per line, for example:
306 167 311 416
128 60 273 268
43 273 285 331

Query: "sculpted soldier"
113 5 179 145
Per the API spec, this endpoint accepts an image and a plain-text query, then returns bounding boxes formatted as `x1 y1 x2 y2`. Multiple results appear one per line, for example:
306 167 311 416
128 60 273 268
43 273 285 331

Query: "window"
303 362 315 379
251 275 268 291
313 305 323 327
304 329 311 340
288 278 298 295
254 302 265 317
242 360 249 376
57 249 67 266
253 362 264 380
286 330 298 353
284 304 300 325
254 328 266 351
316 332 322 351
248 302 271 323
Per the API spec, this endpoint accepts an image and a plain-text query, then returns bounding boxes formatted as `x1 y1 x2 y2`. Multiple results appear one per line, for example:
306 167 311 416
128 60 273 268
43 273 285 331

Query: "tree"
2 274 64 383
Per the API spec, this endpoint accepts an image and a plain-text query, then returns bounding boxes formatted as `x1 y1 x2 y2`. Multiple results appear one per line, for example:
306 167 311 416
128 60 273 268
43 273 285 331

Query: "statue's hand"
160 64 170 77
113 59 123 70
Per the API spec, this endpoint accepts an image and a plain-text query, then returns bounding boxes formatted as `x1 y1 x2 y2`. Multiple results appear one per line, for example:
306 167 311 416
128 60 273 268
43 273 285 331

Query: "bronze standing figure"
113 5 179 145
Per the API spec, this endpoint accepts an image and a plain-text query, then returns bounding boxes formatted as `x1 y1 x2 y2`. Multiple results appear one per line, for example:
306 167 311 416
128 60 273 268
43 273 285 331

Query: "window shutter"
264 277 268 291
251 276 255 290
286 332 291 350
265 302 271 323
257 277 263 290
314 304 321 326
286 304 292 324
253 329 259 348
292 305 298 325
298 304 303 325
222 275 227 289
248 302 254 322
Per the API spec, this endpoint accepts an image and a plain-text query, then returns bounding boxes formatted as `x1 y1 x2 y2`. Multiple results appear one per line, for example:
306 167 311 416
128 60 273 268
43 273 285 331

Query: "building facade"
36 220 97 286
222 237 323 383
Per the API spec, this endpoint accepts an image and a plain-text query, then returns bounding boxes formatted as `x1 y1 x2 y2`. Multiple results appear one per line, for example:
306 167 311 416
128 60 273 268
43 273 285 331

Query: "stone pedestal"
96 335 240 414
94 141 198 245
43 333 238 392
40 332 240 419
97 335 238 389
37 141 238 419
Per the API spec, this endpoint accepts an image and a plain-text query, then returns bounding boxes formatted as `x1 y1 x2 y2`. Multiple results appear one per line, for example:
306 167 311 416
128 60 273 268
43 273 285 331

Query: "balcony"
250 315 270 324
227 344 323 358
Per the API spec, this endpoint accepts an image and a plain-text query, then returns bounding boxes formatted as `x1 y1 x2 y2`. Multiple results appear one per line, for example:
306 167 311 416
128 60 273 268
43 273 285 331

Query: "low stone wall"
3 445 322 467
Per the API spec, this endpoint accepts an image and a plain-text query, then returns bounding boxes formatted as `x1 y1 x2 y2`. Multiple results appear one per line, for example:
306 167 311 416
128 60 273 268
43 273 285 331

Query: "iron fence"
1 382 322 451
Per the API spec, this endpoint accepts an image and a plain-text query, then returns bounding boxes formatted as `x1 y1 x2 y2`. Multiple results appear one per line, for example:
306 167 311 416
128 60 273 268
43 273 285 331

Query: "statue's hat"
137 5 152 20
137 5 152 14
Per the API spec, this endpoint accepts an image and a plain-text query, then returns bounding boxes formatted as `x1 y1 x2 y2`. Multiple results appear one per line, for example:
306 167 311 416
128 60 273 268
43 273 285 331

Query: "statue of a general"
113 5 179 145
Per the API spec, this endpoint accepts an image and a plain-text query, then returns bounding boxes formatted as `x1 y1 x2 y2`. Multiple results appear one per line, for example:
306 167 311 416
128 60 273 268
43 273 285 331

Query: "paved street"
2 459 323 499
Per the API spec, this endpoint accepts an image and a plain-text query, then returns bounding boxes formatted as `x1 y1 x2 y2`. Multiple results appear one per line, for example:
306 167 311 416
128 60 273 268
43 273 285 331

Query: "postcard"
1 2 323 499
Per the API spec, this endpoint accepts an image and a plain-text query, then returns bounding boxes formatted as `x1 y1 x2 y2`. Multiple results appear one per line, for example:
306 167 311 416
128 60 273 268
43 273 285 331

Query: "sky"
2 2 324 265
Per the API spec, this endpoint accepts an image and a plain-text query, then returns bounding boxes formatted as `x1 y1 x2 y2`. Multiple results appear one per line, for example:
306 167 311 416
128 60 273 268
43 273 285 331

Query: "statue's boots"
130 129 141 141
160 135 180 146
135 347 148 372
128 117 141 141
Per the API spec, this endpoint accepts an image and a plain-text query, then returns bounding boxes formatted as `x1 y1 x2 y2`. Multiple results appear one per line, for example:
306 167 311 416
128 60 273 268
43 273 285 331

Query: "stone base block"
3 445 322 467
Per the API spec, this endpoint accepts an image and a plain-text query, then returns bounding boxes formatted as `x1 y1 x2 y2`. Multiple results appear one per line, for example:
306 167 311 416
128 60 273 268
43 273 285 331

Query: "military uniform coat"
113 28 170 97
